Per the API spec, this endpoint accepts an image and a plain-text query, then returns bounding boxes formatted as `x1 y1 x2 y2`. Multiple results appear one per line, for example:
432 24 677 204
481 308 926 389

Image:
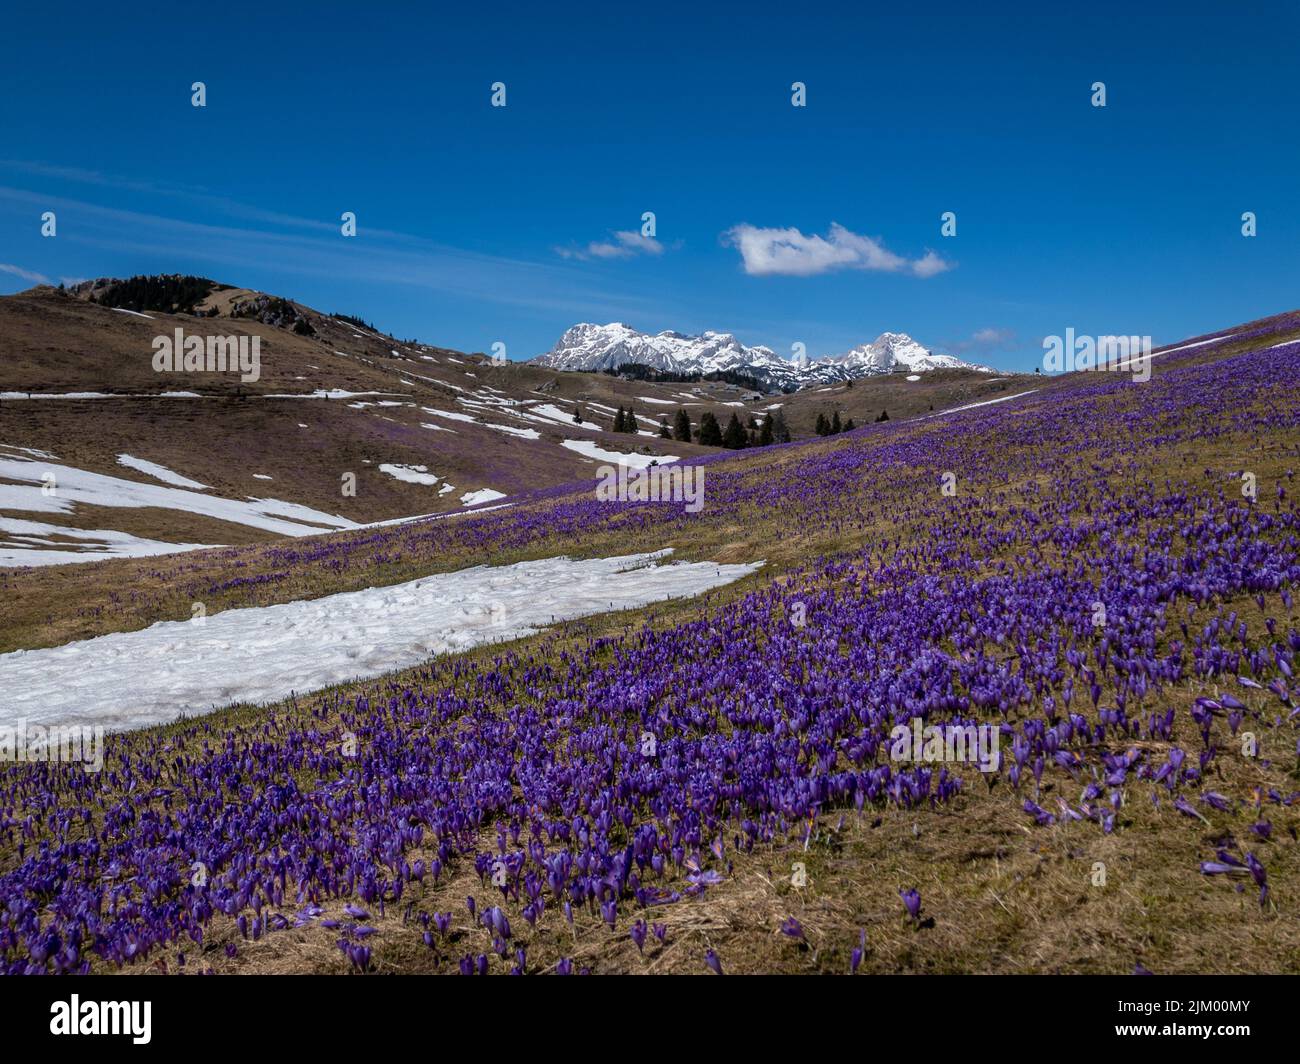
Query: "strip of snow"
0 482 72 514
0 517 214 568
260 390 410 400
561 440 679 468
637 396 678 405
512 405 600 432
460 488 507 506
1151 333 1237 360
915 389 1039 421
421 407 477 424
0 392 120 400
0 455 360 542
528 403 587 425
1108 335 1234 374
1 551 761 734
110 308 155 319
0 445 56 459
116 454 208 489
379 463 441 486
482 423 541 439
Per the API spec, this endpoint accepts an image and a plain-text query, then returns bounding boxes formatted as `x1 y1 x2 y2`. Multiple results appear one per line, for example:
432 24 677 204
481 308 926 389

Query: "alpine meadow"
1 2 1297 1039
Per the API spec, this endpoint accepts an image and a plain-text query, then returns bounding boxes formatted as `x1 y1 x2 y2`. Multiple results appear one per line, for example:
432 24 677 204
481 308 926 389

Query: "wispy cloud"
0 184 659 322
0 262 50 285
722 222 953 279
949 326 1017 353
0 159 337 233
555 230 665 261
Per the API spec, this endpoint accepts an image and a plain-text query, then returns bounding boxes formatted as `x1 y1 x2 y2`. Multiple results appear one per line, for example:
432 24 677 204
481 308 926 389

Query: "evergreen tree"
624 408 639 434
613 406 626 432
830 411 842 434
815 413 830 436
844 418 856 432
722 412 748 449
758 417 774 446
876 409 890 422
697 411 723 446
659 419 672 438
673 408 692 442
770 409 791 444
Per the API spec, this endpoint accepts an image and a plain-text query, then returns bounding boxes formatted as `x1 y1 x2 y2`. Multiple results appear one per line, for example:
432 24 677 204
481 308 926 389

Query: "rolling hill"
3 301 1299 977
0 277 1039 566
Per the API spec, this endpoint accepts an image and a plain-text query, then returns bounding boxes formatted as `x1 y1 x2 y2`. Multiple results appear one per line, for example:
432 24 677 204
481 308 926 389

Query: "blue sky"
1 1 1295 370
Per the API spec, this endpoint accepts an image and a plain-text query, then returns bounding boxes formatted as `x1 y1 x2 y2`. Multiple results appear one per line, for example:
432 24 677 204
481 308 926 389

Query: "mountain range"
532 322 994 392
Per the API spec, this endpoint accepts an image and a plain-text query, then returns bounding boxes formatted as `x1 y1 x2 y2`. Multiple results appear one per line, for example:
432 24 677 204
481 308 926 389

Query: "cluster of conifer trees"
87 274 220 315
648 407 792 449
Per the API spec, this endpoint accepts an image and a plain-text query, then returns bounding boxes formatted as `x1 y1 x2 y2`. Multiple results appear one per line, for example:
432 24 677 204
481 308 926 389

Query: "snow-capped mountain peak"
532 323 994 391
834 333 990 375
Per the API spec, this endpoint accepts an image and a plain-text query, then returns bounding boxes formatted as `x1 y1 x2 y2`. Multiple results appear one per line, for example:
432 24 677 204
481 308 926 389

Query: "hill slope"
2 306 1300 976
0 279 1045 566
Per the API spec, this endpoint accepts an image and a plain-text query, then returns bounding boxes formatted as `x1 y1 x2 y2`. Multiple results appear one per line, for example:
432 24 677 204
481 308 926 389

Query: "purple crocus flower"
704 949 723 975
1245 853 1269 906
900 888 922 921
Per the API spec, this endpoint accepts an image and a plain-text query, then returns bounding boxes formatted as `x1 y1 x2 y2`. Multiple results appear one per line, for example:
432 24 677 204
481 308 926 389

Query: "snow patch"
0 552 761 734
116 455 208 490
561 440 678 468
0 517 213 568
379 464 441 486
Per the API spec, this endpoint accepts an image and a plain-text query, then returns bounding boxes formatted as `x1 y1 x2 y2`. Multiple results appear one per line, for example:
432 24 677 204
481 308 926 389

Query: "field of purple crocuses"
2 331 1299 973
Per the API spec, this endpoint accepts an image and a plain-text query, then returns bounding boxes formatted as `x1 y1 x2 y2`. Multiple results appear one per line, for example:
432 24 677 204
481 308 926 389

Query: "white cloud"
944 327 1017 356
722 222 953 279
556 230 664 261
0 263 51 285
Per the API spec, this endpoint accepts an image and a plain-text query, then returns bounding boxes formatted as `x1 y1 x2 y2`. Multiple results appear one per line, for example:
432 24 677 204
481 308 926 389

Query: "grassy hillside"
3 308 1300 975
